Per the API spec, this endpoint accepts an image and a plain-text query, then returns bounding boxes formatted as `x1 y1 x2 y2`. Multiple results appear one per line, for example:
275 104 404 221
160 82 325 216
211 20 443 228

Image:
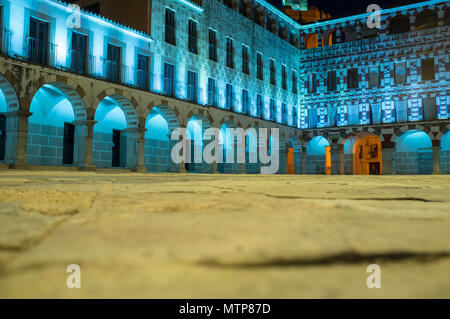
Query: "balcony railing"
26 37 57 67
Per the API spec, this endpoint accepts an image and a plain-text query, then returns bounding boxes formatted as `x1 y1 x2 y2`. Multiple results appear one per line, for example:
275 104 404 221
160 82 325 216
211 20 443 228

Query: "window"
421 58 435 81
208 29 217 61
187 71 197 103
292 70 298 94
307 73 317 93
347 68 359 89
28 18 49 65
207 78 216 106
106 44 121 83
242 45 249 74
188 19 198 54
368 66 380 88
270 99 276 121
327 70 337 92
394 62 407 84
292 107 298 127
163 62 174 97
165 8 176 45
281 65 287 90
136 54 149 90
256 52 263 80
242 89 249 114
225 84 233 110
226 37 234 68
70 32 87 74
281 103 287 124
270 59 276 85
256 94 263 118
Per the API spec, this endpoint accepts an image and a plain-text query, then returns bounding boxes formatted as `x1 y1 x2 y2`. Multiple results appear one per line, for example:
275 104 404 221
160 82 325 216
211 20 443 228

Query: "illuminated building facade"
0 0 448 175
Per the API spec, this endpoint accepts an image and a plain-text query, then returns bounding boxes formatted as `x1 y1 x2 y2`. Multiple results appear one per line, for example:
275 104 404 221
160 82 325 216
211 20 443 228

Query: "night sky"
270 0 426 18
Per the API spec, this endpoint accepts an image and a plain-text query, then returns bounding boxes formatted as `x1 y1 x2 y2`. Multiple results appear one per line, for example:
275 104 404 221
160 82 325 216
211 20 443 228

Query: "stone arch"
287 136 302 174
304 33 318 49
342 131 383 175
26 82 88 167
305 135 331 174
394 129 433 175
92 94 139 169
388 14 410 34
0 73 20 164
218 120 241 174
144 104 181 173
415 9 438 30
185 113 213 173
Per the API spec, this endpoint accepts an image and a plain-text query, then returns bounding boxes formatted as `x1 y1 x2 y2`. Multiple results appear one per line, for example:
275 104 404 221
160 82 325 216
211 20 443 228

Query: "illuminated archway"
27 83 87 166
306 136 331 174
93 95 138 169
304 33 318 49
186 114 213 173
395 130 432 175
343 133 382 175
0 74 19 164
145 105 180 172
287 137 302 174
218 120 242 174
440 131 450 174
245 127 260 174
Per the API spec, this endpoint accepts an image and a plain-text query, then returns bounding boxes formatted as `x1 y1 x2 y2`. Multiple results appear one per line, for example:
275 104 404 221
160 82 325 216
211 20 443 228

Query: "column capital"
4 110 33 118
73 119 98 127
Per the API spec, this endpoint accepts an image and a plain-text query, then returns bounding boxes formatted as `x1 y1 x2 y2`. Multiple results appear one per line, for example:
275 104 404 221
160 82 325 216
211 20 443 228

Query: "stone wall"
440 150 450 174
26 123 64 166
306 155 325 174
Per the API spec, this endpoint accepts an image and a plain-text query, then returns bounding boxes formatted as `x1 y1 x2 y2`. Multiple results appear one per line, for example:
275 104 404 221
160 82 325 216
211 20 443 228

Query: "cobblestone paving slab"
0 171 449 298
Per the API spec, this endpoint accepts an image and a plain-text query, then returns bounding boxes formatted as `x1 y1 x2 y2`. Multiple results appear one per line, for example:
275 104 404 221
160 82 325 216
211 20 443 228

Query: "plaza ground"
0 170 449 298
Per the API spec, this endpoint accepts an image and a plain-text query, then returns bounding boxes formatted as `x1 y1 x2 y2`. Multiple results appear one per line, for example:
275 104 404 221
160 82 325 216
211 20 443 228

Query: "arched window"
389 15 410 34
415 10 438 30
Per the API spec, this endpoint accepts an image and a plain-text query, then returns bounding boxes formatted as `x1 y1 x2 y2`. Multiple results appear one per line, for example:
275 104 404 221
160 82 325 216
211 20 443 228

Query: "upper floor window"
292 70 298 94
70 31 87 75
242 89 249 114
136 54 149 90
368 66 380 88
327 70 337 92
292 107 298 127
281 65 287 90
256 94 263 118
281 103 287 124
163 62 175 97
226 84 233 110
226 37 234 68
28 18 49 65
165 8 176 45
207 78 216 106
421 58 435 81
208 29 217 61
347 68 359 89
394 62 407 84
187 71 197 103
188 19 198 54
242 45 249 75
270 59 276 86
270 99 276 121
256 52 263 80
106 43 121 83
307 73 317 93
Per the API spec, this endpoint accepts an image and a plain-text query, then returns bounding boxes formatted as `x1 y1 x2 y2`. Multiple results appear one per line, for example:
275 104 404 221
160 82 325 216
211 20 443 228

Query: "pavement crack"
199 251 450 269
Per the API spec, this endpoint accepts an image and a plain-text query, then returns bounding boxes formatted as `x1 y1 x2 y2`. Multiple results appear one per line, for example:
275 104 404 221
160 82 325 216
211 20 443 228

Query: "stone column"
330 144 344 175
73 119 97 171
432 146 441 175
6 109 32 168
382 147 395 175
301 146 307 174
134 127 147 173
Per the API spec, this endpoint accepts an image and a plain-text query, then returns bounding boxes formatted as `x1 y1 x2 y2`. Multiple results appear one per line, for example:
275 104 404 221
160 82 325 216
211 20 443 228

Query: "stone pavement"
0 170 449 298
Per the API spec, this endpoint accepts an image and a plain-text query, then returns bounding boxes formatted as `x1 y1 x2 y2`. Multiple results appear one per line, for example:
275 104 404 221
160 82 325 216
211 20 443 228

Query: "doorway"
0 115 6 161
112 129 122 167
63 123 75 165
287 147 295 174
369 162 380 175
